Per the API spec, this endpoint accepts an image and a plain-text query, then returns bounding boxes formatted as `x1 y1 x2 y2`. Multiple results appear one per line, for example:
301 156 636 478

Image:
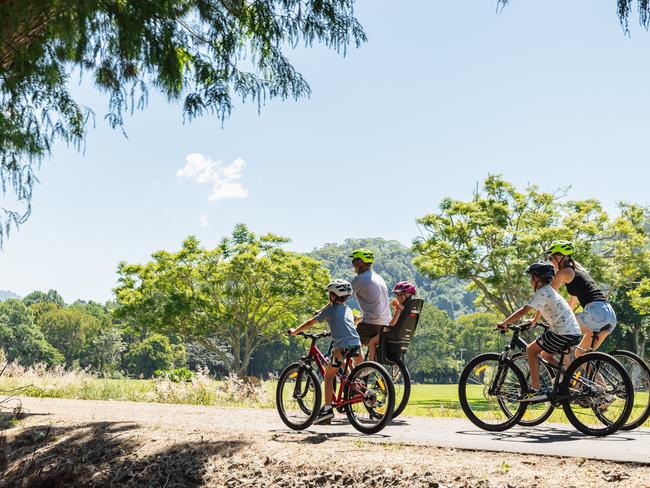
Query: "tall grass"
0 361 273 408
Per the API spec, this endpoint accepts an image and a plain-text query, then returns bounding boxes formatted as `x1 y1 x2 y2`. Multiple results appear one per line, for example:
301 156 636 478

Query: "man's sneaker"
313 406 335 424
519 388 548 403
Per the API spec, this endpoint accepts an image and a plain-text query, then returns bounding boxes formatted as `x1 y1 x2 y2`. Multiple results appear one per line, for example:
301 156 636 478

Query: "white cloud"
198 214 208 227
176 153 248 201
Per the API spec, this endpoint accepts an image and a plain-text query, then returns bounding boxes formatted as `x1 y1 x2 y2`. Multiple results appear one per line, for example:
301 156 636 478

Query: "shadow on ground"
455 425 637 444
0 420 249 488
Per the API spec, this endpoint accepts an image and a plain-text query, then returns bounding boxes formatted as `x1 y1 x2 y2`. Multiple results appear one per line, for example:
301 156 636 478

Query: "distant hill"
0 290 20 301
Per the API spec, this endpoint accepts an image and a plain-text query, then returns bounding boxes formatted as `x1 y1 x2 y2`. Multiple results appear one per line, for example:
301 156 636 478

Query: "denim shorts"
576 300 617 333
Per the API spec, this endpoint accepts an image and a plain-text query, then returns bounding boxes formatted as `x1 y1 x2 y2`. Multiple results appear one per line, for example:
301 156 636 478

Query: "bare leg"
323 364 337 407
367 335 379 362
576 325 609 358
527 341 544 390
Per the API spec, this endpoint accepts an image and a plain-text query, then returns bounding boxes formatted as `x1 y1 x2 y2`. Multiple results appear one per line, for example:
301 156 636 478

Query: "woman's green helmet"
349 248 374 264
546 240 575 256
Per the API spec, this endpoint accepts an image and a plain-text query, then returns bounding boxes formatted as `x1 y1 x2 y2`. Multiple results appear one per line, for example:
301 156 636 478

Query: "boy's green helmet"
349 248 374 264
546 240 575 256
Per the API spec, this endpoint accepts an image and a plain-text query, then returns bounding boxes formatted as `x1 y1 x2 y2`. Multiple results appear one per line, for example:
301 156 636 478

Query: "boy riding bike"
496 263 582 402
289 279 363 424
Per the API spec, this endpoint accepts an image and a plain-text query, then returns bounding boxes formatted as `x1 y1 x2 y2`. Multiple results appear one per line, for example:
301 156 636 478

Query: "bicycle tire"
344 361 395 435
609 350 650 430
276 363 321 430
385 356 411 419
510 353 556 427
458 353 528 432
561 352 633 437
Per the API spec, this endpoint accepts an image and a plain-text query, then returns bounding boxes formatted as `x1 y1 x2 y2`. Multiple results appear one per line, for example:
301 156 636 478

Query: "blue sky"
2 1 650 302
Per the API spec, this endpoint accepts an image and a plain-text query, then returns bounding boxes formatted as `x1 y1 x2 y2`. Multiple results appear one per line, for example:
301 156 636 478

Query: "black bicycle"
508 324 650 430
458 322 634 436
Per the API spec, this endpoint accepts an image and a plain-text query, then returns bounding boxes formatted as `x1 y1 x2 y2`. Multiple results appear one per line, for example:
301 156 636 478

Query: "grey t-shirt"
527 285 581 336
315 303 361 349
351 269 391 325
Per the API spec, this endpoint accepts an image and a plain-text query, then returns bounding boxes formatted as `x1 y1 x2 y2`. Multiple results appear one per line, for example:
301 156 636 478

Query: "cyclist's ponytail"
563 256 584 271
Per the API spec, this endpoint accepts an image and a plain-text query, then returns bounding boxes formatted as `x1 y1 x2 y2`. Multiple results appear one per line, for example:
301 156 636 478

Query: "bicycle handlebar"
288 330 331 340
496 322 550 333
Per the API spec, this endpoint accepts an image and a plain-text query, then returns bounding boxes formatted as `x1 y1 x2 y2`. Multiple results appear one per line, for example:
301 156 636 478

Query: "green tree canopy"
0 0 365 243
38 307 101 366
23 289 65 308
123 333 179 378
413 175 647 317
0 298 64 365
114 224 330 374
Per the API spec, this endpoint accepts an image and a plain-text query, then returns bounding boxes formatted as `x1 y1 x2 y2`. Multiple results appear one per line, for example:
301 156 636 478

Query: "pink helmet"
392 281 416 296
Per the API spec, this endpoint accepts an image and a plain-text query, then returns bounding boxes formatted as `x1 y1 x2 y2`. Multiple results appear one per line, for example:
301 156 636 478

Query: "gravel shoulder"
1 397 649 487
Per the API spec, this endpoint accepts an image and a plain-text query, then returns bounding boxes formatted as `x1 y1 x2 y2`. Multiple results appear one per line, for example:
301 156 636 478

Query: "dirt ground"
1 410 648 488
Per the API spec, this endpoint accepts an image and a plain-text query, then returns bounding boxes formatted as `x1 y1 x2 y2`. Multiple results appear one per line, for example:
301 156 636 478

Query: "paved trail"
14 397 650 464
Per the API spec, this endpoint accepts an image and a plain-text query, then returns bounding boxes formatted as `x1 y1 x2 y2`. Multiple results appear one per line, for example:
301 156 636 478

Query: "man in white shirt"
349 248 391 347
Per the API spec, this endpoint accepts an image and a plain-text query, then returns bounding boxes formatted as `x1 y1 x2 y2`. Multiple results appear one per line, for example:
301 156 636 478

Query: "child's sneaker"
313 405 335 424
520 388 548 403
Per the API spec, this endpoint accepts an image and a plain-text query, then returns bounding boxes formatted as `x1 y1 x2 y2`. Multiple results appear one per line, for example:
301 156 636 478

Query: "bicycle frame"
298 335 365 408
497 324 604 406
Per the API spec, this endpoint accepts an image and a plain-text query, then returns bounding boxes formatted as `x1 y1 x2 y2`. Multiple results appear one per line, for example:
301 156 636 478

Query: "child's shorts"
331 345 361 367
536 330 582 354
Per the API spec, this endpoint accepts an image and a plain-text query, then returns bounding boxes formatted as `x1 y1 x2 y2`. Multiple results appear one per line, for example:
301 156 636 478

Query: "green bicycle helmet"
349 248 374 264
546 240 575 256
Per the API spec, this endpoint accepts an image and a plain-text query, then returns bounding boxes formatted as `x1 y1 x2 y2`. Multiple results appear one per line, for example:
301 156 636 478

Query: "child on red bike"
289 279 363 424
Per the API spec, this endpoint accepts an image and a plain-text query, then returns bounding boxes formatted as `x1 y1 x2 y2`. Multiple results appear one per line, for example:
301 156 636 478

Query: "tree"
86 325 126 375
413 175 611 317
454 312 501 366
405 304 459 383
38 307 100 367
123 333 179 378
0 298 63 365
23 289 65 308
0 1 365 243
115 224 330 375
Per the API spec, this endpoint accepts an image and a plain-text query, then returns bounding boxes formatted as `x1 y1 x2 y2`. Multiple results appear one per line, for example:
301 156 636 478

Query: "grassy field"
1 374 648 428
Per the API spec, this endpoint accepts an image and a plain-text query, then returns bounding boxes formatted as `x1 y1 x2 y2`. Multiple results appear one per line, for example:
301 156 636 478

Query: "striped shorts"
536 330 582 354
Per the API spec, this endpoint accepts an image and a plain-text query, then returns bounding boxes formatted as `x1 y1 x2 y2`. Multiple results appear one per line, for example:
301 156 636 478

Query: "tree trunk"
633 326 641 358
471 277 512 316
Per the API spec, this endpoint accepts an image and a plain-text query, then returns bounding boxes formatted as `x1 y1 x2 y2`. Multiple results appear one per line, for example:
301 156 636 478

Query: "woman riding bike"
546 240 617 357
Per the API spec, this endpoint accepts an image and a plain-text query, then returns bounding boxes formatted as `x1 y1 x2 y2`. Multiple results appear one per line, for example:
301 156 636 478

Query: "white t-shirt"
351 269 391 325
527 285 581 336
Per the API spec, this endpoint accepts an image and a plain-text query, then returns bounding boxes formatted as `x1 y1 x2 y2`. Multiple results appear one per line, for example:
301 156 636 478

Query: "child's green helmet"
349 248 374 264
546 240 575 256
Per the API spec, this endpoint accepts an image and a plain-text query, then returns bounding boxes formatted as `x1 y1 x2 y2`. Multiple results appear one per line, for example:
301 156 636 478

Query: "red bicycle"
276 331 395 434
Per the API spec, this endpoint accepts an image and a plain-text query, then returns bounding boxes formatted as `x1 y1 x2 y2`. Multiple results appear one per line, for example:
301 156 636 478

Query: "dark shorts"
356 322 385 344
331 346 362 367
536 330 582 354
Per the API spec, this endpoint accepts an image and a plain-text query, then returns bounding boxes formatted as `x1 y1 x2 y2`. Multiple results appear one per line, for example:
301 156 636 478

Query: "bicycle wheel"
344 361 395 435
276 363 321 430
458 353 527 432
561 352 634 436
510 353 556 427
385 356 411 419
610 350 650 430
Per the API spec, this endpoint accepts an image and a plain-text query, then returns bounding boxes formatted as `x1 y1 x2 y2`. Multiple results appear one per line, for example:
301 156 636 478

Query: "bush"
153 367 194 382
